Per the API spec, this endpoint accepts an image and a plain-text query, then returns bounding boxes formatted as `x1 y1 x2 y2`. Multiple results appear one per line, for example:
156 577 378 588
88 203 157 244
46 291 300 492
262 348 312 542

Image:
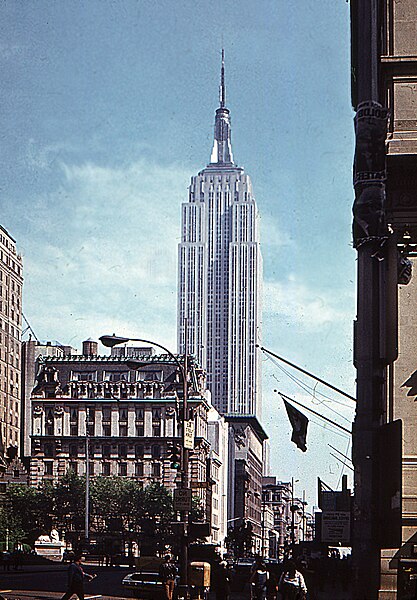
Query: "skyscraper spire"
210 49 234 166
219 48 226 108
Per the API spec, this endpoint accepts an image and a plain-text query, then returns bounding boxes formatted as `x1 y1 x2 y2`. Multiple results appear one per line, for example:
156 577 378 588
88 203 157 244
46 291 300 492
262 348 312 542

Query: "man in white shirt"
278 560 307 600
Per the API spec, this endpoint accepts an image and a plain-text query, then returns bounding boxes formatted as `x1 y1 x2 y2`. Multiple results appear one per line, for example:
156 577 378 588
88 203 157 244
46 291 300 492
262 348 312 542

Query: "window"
89 463 95 476
152 408 161 421
152 424 161 437
102 463 110 476
152 463 161 477
70 425 78 437
44 444 54 458
135 445 144 458
151 445 161 459
119 462 127 476
136 423 144 437
119 424 128 437
104 371 128 382
119 445 127 458
72 371 97 382
102 445 110 458
103 424 111 437
102 407 111 421
135 462 144 477
44 462 53 476
135 408 144 420
69 444 78 458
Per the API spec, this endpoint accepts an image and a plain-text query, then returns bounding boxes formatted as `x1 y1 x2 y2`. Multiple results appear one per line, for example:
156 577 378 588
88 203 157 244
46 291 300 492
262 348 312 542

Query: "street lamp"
99 330 191 600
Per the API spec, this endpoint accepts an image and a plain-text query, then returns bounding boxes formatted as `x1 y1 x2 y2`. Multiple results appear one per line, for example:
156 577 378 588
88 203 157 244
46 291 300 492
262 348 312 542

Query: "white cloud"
22 156 192 351
263 275 353 329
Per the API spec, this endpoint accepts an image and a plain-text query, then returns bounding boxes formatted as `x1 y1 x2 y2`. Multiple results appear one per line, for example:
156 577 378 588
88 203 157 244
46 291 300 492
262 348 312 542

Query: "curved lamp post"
99 333 190 600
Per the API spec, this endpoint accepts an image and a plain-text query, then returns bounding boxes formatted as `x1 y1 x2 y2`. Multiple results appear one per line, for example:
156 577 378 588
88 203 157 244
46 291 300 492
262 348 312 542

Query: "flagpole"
277 391 352 435
259 345 356 402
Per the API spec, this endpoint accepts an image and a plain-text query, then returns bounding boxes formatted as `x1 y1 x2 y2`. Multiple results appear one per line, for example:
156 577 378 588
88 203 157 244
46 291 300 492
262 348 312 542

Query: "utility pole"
290 477 295 547
178 318 190 600
85 408 90 543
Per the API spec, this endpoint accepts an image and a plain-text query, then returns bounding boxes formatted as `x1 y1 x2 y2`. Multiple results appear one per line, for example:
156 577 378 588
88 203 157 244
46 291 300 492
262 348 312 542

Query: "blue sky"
1 0 356 506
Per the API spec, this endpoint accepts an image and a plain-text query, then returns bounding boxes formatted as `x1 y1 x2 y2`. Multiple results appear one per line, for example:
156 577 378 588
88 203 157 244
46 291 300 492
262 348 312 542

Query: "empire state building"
178 52 262 417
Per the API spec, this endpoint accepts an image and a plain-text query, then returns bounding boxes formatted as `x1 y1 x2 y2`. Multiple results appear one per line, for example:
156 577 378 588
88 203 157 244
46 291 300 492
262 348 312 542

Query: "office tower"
178 52 262 416
0 225 23 453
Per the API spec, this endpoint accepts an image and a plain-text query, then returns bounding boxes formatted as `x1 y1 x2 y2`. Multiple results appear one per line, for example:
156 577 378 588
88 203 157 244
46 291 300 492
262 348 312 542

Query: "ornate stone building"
27 342 215 517
0 225 23 459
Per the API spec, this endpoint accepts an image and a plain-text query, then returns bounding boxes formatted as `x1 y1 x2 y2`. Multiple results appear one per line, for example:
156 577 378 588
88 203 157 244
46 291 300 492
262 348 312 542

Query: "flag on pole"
283 399 309 452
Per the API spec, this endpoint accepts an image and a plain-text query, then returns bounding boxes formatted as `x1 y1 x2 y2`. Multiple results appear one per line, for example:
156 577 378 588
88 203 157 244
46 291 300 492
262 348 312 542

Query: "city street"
0 565 247 600
0 564 351 600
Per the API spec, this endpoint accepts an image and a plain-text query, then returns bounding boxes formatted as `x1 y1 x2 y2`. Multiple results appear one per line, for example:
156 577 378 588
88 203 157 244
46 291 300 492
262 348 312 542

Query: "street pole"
99 331 191 599
85 408 90 543
351 1 390 596
178 318 190 600
291 477 295 547
302 490 305 542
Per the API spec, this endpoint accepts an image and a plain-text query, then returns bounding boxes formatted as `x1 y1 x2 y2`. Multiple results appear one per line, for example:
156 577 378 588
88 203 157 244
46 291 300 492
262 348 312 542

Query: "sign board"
321 511 351 545
184 420 195 450
174 488 192 512
190 481 211 489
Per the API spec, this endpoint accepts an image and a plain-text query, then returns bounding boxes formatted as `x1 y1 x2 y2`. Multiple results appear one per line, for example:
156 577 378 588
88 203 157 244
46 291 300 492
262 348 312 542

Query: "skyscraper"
178 52 262 416
0 225 23 455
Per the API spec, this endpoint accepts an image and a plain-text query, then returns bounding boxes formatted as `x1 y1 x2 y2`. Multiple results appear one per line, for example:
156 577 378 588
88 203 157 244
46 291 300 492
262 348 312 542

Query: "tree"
53 470 85 544
225 522 254 558
138 482 175 555
0 483 53 547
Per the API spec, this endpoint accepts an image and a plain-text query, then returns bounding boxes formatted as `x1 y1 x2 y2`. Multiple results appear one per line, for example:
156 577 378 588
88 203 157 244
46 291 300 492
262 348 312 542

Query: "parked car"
122 571 169 599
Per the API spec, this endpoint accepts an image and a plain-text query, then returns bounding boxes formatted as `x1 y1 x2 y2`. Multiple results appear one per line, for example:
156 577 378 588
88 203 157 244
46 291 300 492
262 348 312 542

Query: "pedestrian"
159 554 177 600
2 550 11 571
250 559 269 600
60 552 95 600
278 560 307 600
215 560 231 600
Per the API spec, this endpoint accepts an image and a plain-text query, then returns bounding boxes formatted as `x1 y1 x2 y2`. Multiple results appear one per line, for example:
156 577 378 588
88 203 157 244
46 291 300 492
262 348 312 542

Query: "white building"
177 52 262 417
207 407 229 551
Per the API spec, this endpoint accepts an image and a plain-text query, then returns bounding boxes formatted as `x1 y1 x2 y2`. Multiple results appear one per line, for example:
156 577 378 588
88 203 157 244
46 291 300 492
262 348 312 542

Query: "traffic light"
169 445 181 469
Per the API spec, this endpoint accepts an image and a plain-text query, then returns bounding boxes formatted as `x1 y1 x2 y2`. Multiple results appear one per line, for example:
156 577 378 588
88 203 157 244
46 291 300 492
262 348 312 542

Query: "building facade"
227 416 267 555
0 225 23 458
262 477 307 558
26 340 227 544
177 52 262 417
351 1 417 595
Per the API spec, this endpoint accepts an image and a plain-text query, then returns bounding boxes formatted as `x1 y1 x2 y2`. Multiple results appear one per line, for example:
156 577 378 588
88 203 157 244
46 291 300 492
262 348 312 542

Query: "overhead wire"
268 355 353 424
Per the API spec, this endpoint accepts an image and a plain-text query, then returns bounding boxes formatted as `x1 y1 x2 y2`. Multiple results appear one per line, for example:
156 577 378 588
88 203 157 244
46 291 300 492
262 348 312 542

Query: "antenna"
219 48 226 108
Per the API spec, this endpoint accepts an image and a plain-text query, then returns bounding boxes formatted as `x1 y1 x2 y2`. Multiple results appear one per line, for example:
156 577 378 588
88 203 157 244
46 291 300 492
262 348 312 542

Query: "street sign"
190 481 211 489
184 420 195 450
174 488 192 511
321 511 351 544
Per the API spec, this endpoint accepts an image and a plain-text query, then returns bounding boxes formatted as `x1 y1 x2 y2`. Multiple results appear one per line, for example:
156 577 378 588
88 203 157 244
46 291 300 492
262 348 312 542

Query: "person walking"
278 560 307 600
159 554 177 600
250 560 270 600
215 560 231 600
60 552 95 600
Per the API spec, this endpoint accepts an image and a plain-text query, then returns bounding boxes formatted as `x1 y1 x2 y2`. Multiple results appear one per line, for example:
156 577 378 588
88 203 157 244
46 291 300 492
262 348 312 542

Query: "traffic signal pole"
177 319 190 600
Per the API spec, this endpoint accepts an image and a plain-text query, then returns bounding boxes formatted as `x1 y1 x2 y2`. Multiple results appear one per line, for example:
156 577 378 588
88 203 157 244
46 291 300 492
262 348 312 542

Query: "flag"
283 399 309 452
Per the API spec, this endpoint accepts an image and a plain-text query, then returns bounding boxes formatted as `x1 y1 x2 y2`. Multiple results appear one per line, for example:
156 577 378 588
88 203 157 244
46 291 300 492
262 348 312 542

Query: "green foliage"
225 522 254 558
0 472 183 554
